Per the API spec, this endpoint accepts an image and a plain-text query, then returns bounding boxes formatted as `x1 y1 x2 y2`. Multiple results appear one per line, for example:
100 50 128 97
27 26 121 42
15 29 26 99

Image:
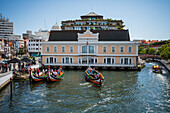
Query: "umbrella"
21 58 32 63
7 58 22 63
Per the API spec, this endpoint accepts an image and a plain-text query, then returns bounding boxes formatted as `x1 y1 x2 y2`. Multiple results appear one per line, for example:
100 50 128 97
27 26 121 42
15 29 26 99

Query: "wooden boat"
30 71 47 82
47 71 64 82
84 68 104 86
152 65 162 74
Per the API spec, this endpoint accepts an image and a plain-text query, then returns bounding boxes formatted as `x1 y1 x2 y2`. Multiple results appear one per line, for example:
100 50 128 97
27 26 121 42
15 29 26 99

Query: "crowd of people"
30 66 63 78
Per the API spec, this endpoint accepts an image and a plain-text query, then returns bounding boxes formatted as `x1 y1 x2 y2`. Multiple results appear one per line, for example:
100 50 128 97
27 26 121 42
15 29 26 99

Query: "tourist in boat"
37 68 39 76
53 70 59 78
57 66 63 75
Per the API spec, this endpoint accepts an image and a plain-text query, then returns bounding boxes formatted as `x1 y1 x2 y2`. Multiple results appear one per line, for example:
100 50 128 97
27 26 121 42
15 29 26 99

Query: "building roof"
49 30 130 41
81 12 103 18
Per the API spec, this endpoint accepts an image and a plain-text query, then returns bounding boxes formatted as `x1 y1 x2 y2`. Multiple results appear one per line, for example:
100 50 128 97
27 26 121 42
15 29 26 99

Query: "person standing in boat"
57 66 63 75
37 68 39 76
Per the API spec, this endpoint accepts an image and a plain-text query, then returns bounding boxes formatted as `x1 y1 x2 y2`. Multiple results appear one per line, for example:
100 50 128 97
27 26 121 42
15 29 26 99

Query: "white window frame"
112 46 115 53
103 57 114 64
62 57 73 64
70 46 73 53
103 46 107 53
62 46 65 53
81 45 87 53
89 45 95 53
54 46 57 52
120 46 124 53
128 46 132 53
46 46 50 52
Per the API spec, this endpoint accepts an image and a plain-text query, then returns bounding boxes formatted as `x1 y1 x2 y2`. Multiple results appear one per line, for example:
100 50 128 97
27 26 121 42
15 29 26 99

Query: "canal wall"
0 72 12 90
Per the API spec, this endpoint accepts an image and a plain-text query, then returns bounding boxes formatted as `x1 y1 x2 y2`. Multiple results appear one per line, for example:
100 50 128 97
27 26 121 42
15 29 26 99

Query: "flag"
86 39 88 45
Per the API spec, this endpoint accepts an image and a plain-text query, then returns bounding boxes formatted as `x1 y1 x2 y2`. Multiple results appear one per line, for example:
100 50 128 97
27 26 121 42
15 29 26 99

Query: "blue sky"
0 0 170 40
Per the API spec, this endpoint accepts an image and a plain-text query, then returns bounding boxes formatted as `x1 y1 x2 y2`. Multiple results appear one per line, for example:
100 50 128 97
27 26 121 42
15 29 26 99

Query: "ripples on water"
0 62 170 112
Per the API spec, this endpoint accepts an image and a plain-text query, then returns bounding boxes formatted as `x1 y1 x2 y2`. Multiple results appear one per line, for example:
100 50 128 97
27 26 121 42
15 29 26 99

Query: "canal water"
0 62 170 113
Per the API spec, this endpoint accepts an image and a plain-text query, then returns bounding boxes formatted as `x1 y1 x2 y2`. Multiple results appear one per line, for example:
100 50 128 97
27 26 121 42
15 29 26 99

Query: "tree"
157 43 170 60
145 46 150 54
138 46 144 54
148 48 156 55
140 49 146 54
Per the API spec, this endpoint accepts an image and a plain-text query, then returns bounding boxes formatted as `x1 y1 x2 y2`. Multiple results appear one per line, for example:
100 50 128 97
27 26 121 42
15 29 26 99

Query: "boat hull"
30 72 47 82
84 69 104 86
47 72 64 82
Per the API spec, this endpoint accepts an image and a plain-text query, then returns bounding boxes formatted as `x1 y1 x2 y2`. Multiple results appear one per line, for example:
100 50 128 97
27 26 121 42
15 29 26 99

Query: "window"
120 58 133 64
50 57 53 63
112 47 115 53
70 46 73 52
128 47 132 53
46 47 50 52
82 46 87 53
129 58 132 64
103 47 106 53
36 48 38 50
54 58 57 63
54 47 57 52
36 44 38 46
66 57 69 63
120 47 124 53
62 47 65 52
82 57 87 64
62 57 73 64
124 58 128 64
121 58 123 64
62 58 65 63
104 58 106 64
89 46 94 53
78 58 81 64
107 58 111 64
70 58 73 64
103 58 114 64
112 58 115 64
46 58 49 63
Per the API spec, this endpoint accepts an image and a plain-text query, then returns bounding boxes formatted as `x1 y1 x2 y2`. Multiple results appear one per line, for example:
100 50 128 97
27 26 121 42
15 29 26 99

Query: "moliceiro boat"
30 71 47 82
152 65 162 74
47 66 64 82
47 71 64 82
84 68 104 86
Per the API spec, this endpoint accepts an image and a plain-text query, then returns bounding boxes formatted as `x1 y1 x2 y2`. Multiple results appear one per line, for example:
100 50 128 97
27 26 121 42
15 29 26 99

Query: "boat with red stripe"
84 68 104 87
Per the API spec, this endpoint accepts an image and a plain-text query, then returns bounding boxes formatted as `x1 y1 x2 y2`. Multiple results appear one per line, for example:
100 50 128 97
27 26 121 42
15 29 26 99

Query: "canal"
0 62 170 112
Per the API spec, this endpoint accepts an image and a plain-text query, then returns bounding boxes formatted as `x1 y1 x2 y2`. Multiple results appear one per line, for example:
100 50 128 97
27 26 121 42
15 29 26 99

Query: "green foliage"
158 43 170 59
140 49 146 54
138 46 144 54
145 46 150 54
148 48 156 54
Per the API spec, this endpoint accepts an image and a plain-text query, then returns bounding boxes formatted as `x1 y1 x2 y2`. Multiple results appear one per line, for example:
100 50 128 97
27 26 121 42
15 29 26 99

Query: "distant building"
0 14 14 39
34 29 50 41
22 30 35 48
51 22 61 31
27 36 42 57
61 12 125 30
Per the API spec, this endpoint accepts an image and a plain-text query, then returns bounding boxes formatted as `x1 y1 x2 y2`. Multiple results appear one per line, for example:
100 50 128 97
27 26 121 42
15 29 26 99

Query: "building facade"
27 37 42 57
34 29 49 41
61 12 125 30
41 30 138 69
0 14 14 39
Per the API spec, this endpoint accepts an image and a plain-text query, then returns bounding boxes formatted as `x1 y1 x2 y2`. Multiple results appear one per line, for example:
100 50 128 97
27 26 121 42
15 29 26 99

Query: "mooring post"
10 77 12 96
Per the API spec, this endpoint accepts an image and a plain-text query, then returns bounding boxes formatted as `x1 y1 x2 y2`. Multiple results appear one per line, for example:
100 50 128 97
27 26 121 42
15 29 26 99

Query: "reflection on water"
0 62 170 112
